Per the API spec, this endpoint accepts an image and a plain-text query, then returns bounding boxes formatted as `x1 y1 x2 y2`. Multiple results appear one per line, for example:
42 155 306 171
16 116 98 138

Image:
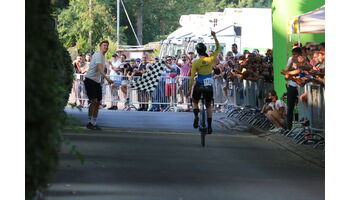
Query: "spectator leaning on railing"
279 42 325 131
107 53 121 110
281 46 303 131
213 57 226 109
176 54 192 111
72 54 86 107
221 51 234 99
281 46 325 109
164 56 178 103
137 55 152 111
119 54 131 104
82 53 91 73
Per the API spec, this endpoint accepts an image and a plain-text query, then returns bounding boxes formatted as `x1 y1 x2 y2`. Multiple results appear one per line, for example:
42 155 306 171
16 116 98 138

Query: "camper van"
160 8 272 58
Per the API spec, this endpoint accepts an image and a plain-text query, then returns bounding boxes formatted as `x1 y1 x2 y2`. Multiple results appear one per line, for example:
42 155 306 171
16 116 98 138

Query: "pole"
89 0 92 53
117 0 120 49
121 0 141 45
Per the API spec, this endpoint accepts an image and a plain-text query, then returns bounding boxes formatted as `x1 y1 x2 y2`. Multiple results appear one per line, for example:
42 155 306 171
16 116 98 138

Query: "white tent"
299 6 325 33
288 6 325 34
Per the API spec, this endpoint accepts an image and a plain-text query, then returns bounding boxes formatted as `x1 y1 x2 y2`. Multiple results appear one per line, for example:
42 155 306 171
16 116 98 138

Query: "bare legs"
265 110 284 128
192 99 213 132
300 92 308 108
88 98 100 118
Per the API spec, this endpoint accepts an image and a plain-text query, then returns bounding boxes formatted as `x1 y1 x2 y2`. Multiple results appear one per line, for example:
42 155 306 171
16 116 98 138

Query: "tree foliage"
26 0 74 199
119 0 271 44
55 0 271 48
57 0 127 53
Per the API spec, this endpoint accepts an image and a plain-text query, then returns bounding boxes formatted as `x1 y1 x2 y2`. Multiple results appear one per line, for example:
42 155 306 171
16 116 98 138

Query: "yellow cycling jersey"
189 38 221 90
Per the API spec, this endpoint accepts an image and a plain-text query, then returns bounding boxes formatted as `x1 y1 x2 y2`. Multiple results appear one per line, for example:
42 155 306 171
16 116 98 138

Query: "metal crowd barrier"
298 85 312 123
305 82 325 132
69 74 274 111
223 77 273 108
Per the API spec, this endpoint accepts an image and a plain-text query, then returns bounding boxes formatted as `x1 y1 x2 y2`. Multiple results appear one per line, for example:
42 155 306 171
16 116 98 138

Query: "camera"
264 98 272 103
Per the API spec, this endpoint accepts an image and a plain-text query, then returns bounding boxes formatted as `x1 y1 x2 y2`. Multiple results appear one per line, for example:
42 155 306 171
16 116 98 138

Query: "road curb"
260 133 325 168
216 118 325 168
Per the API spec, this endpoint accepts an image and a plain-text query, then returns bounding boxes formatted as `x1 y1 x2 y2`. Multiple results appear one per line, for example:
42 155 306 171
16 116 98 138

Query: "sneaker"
93 125 102 130
86 122 94 130
108 106 115 110
208 127 212 134
193 117 199 129
301 120 310 126
147 106 155 112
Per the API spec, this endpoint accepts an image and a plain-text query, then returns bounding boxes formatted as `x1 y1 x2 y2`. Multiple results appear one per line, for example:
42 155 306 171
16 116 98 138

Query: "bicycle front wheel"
201 132 205 147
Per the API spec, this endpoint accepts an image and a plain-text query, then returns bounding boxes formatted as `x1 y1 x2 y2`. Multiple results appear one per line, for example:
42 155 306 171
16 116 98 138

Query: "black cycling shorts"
84 78 102 101
192 83 213 103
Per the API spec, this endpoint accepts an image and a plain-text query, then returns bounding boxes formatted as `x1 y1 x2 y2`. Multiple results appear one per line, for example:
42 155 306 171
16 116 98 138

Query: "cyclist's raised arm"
211 31 221 61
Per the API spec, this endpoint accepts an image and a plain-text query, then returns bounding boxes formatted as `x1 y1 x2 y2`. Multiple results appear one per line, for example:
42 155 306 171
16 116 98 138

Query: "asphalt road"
45 108 324 200
64 108 249 135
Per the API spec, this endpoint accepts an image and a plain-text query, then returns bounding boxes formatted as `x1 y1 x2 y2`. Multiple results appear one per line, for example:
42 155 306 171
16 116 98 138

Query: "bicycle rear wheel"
200 102 206 147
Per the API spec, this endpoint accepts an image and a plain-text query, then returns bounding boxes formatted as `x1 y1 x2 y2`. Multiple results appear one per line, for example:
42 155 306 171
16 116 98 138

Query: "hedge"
26 0 73 199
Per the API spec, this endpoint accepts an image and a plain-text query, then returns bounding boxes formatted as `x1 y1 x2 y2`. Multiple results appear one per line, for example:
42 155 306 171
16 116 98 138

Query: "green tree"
118 0 271 45
237 0 272 8
26 0 74 199
119 0 217 45
55 0 272 48
57 0 127 53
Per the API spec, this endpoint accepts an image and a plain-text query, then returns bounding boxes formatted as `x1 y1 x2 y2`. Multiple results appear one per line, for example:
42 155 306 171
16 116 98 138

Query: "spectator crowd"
263 41 325 133
71 43 276 111
70 40 325 133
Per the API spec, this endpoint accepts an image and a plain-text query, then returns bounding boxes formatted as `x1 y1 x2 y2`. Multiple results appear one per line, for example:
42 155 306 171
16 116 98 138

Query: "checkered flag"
131 62 164 92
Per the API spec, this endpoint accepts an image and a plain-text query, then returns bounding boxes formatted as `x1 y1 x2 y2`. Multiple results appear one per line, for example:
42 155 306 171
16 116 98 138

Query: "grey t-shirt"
85 52 105 83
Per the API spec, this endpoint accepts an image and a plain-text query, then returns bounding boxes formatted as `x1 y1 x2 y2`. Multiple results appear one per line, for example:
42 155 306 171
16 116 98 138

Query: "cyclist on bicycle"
188 31 220 134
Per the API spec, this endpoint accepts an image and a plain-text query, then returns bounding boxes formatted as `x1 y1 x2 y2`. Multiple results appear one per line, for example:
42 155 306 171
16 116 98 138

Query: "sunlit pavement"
45 109 324 200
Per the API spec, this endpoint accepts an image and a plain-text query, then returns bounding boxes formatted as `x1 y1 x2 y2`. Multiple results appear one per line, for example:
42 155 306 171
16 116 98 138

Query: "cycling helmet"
195 43 207 55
